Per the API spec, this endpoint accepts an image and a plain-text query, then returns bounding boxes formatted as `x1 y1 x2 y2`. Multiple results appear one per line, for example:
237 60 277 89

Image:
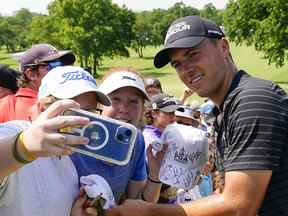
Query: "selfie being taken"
1 0 288 216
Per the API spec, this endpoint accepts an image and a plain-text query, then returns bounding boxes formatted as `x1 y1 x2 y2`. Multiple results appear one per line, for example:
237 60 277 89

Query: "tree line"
0 0 287 75
0 1 223 75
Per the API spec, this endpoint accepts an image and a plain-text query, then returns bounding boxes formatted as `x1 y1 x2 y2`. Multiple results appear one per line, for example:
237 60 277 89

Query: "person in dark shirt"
106 15 288 216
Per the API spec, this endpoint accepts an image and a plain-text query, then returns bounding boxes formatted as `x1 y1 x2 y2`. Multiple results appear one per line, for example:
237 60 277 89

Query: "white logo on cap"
60 71 96 85
162 96 177 104
122 75 136 81
165 21 191 44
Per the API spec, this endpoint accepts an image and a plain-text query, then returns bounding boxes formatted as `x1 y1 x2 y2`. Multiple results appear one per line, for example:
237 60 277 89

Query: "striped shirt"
215 70 288 215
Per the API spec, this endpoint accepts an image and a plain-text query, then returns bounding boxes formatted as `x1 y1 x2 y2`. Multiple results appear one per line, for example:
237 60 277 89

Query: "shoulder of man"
0 95 17 123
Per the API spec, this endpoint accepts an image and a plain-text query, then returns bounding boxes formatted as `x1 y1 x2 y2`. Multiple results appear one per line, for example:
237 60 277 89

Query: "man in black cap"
0 44 75 123
106 16 288 216
143 93 182 204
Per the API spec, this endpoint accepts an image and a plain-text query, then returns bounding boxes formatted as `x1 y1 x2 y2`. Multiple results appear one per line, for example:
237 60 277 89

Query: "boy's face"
38 92 99 114
146 86 161 98
153 110 176 131
72 92 99 111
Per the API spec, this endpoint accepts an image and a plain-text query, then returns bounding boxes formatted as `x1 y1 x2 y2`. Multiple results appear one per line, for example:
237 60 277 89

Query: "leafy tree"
0 18 18 52
148 3 199 47
132 12 152 58
224 0 288 67
0 8 37 52
200 3 223 25
48 0 135 75
168 2 199 18
26 15 61 47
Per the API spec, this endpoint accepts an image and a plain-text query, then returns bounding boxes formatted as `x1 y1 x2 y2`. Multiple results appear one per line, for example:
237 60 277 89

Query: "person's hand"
146 143 167 181
106 199 152 216
71 189 98 216
22 99 90 158
183 88 194 98
180 88 194 104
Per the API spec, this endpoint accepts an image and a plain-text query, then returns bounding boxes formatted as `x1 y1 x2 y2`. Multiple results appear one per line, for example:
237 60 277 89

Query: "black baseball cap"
20 44 76 72
149 93 184 113
154 16 225 68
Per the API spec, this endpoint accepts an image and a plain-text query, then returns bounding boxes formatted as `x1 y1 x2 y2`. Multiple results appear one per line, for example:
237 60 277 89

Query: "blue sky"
0 0 228 15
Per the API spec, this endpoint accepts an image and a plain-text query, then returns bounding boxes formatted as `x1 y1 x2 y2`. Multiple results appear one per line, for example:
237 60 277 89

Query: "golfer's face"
169 39 230 102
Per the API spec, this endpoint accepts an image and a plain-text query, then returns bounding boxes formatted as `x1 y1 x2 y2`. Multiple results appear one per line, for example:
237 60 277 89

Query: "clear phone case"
61 108 137 166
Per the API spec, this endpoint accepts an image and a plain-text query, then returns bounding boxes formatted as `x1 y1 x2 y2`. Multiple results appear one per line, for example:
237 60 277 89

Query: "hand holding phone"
61 108 137 165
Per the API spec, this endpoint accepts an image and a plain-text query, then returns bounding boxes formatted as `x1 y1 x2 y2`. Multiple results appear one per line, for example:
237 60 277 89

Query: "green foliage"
2 42 288 99
27 15 62 47
131 2 200 51
131 12 153 58
200 3 223 25
155 3 200 45
0 9 37 52
224 0 288 67
48 0 135 75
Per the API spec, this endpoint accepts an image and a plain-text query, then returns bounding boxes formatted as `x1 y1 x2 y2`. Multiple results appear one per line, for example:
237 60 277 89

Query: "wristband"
13 131 37 164
148 176 161 184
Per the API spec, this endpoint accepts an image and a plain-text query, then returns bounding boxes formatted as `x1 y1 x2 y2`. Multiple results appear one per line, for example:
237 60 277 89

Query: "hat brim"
53 87 111 106
175 111 197 120
154 36 205 68
159 105 184 113
40 50 76 65
101 82 150 102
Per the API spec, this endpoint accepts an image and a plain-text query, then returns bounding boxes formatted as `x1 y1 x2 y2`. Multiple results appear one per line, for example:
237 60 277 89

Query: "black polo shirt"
215 70 288 215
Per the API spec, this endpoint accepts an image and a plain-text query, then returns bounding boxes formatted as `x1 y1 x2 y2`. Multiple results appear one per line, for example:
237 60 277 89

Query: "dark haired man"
0 44 75 122
0 64 20 98
107 15 288 216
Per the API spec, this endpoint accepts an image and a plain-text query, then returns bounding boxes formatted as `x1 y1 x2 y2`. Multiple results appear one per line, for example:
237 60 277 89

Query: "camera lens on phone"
125 129 132 137
117 134 124 142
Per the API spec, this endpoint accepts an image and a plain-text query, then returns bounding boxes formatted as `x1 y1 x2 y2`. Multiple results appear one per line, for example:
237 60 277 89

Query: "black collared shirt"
215 70 288 215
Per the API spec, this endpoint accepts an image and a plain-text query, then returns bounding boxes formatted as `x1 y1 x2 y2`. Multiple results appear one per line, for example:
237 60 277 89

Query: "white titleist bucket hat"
38 66 111 106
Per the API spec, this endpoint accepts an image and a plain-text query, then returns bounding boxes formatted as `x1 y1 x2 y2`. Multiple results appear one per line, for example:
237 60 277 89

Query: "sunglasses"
23 61 63 71
47 61 63 71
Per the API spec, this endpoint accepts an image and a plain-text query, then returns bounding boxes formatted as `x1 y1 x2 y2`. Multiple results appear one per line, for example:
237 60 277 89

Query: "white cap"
38 66 111 106
190 100 200 111
80 175 115 209
159 123 208 190
99 71 150 101
175 105 197 120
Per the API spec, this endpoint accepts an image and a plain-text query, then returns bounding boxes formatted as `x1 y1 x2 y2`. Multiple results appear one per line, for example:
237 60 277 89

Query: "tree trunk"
93 54 98 78
84 56 88 68
80 55 83 67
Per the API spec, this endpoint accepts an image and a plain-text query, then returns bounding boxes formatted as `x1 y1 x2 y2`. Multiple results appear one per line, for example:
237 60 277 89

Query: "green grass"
1 43 288 103
99 43 288 102
0 49 18 68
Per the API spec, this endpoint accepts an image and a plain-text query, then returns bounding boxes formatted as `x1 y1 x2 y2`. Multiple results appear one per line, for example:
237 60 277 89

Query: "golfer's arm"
149 170 271 216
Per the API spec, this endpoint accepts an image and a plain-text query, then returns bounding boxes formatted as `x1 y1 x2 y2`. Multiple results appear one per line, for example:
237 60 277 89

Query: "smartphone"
61 108 137 166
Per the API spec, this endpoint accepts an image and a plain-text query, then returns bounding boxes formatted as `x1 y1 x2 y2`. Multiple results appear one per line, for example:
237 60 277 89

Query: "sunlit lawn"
1 43 288 103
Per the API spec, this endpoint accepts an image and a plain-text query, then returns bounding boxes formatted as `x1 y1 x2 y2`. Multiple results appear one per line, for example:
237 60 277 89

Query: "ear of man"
24 68 39 82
